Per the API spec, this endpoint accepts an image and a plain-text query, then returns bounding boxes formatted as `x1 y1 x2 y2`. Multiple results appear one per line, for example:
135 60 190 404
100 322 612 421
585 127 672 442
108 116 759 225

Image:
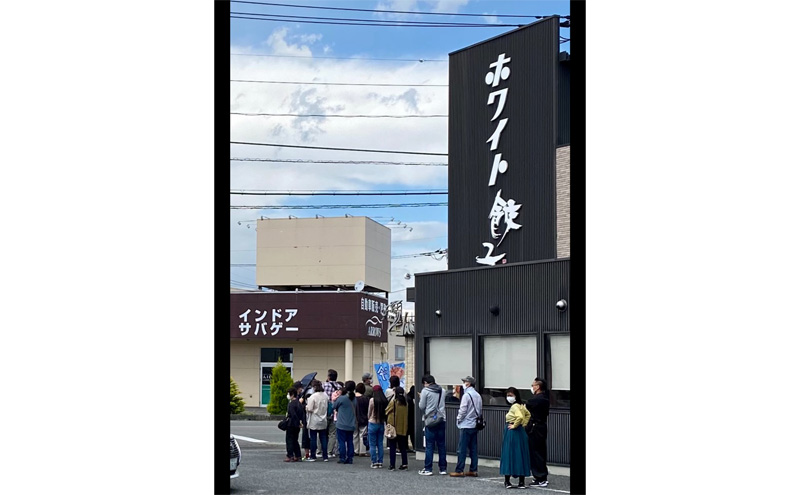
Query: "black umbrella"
298 371 317 396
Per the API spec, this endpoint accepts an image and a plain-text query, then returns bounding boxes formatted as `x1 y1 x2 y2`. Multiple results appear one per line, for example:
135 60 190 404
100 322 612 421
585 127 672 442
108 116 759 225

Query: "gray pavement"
231 420 569 494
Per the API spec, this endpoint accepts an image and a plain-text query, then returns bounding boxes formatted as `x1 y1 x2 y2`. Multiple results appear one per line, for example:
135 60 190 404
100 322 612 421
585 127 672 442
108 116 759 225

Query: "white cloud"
426 0 470 14
230 28 451 289
483 13 500 24
297 33 323 44
264 27 314 57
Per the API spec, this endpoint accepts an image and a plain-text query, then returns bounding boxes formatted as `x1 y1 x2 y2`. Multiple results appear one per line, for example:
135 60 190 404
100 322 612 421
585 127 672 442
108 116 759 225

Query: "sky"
229 0 570 304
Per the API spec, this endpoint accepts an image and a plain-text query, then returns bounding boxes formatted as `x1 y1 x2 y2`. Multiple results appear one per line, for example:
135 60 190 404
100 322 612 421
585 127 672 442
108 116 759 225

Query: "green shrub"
230 377 246 414
266 358 293 415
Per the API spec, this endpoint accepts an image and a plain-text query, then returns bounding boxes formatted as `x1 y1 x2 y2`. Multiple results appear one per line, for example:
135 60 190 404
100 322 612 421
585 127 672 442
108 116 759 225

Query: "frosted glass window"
550 334 570 390
428 337 472 385
482 336 537 389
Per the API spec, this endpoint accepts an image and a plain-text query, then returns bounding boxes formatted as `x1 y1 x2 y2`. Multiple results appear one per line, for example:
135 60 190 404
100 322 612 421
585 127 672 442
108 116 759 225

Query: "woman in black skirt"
499 387 531 489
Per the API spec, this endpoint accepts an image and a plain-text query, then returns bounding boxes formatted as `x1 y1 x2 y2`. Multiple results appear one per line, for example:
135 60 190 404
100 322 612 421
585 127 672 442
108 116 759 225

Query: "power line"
230 15 524 28
231 112 446 119
230 79 446 87
230 202 448 210
231 141 447 156
230 53 447 62
230 1 557 19
230 190 447 196
231 10 526 27
230 157 447 166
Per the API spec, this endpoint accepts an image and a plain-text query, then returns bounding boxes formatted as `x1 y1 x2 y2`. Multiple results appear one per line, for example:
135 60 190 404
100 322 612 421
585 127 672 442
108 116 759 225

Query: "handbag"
467 393 486 431
385 399 397 439
277 415 289 431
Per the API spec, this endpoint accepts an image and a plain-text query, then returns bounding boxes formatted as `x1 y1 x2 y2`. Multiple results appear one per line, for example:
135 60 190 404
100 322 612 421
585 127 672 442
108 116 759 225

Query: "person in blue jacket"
333 380 358 464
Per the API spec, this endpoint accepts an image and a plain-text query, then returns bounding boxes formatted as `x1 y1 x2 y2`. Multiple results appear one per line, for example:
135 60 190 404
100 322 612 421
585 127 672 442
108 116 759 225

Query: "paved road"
231 421 570 494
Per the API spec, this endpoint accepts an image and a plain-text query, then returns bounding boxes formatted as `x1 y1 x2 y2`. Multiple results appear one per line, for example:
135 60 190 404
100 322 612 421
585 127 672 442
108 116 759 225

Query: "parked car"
230 435 242 479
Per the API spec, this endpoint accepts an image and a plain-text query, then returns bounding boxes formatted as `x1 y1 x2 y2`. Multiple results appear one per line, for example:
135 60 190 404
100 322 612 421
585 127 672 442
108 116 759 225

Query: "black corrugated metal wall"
414 259 570 465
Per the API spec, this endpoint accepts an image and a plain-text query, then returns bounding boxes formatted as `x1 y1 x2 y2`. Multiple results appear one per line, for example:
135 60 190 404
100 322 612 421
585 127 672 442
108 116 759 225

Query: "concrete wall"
255 217 391 291
556 145 570 259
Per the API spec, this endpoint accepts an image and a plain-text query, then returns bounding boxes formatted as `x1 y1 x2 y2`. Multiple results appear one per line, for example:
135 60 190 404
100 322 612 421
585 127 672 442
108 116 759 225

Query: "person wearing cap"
450 375 482 477
362 372 374 399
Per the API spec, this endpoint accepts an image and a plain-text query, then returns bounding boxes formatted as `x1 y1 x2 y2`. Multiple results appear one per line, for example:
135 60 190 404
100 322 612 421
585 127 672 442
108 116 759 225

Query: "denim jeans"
336 428 354 463
455 427 478 473
423 421 447 472
309 428 328 460
367 423 385 464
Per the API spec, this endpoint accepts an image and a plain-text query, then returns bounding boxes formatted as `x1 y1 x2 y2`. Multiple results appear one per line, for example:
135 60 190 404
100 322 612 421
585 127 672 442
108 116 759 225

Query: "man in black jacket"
525 377 550 487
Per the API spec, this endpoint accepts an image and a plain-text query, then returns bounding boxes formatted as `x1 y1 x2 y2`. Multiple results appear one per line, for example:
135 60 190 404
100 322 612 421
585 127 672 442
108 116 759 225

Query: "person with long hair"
385 386 409 471
525 377 550 487
499 387 531 489
385 375 400 401
305 379 330 462
332 380 357 464
406 385 416 451
367 385 389 468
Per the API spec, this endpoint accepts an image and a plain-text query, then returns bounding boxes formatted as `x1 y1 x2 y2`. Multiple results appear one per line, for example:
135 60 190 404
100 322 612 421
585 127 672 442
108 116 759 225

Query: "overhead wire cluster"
229 1 568 220
230 1 569 28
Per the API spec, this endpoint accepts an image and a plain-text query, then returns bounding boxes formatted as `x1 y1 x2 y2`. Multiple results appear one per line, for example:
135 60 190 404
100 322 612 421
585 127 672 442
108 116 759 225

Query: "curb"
231 414 284 421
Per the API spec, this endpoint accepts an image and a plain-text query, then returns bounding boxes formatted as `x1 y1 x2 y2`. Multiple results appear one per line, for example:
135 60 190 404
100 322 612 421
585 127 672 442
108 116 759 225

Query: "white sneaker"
418 470 433 476
439 471 447 475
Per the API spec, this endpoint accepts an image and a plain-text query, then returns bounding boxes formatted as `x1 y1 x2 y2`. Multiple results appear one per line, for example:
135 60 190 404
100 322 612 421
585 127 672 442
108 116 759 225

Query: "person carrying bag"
385 387 409 471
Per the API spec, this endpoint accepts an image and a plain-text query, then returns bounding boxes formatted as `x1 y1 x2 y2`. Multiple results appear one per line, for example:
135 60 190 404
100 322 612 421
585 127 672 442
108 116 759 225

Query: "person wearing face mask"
305 380 330 462
362 372 374 399
293 381 312 460
499 387 531 489
450 376 482 477
525 378 550 487
284 388 304 462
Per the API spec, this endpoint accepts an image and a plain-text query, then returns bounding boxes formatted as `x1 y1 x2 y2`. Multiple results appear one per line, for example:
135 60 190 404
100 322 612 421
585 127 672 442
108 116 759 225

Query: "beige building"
230 216 409 408
255 216 391 292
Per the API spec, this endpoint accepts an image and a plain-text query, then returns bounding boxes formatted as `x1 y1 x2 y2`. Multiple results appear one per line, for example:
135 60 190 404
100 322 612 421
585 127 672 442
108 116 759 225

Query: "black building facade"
414 17 572 466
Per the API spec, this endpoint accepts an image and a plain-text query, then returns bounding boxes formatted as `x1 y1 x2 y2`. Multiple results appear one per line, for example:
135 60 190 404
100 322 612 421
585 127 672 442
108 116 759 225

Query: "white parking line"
476 478 570 493
232 434 270 444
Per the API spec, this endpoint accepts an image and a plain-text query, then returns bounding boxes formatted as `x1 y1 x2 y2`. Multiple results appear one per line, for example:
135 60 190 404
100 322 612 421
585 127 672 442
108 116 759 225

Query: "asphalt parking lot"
231 441 570 495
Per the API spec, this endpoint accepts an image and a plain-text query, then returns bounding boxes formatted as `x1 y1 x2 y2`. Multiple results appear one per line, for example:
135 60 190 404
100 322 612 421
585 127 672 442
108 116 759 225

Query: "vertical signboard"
448 17 560 269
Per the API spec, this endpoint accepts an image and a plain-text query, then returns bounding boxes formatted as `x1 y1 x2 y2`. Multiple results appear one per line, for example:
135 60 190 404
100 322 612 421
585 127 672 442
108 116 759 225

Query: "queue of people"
280 368 552 489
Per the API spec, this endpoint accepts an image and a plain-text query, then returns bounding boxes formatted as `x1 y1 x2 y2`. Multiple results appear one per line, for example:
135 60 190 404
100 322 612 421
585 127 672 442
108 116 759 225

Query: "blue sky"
229 0 570 299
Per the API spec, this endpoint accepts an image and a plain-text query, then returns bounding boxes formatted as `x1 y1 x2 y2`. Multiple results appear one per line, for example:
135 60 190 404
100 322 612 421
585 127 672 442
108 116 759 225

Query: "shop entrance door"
260 362 292 407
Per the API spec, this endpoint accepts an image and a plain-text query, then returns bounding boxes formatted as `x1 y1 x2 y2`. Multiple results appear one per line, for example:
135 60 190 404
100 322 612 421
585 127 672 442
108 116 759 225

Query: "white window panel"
483 336 536 389
550 334 570 390
429 337 472 385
